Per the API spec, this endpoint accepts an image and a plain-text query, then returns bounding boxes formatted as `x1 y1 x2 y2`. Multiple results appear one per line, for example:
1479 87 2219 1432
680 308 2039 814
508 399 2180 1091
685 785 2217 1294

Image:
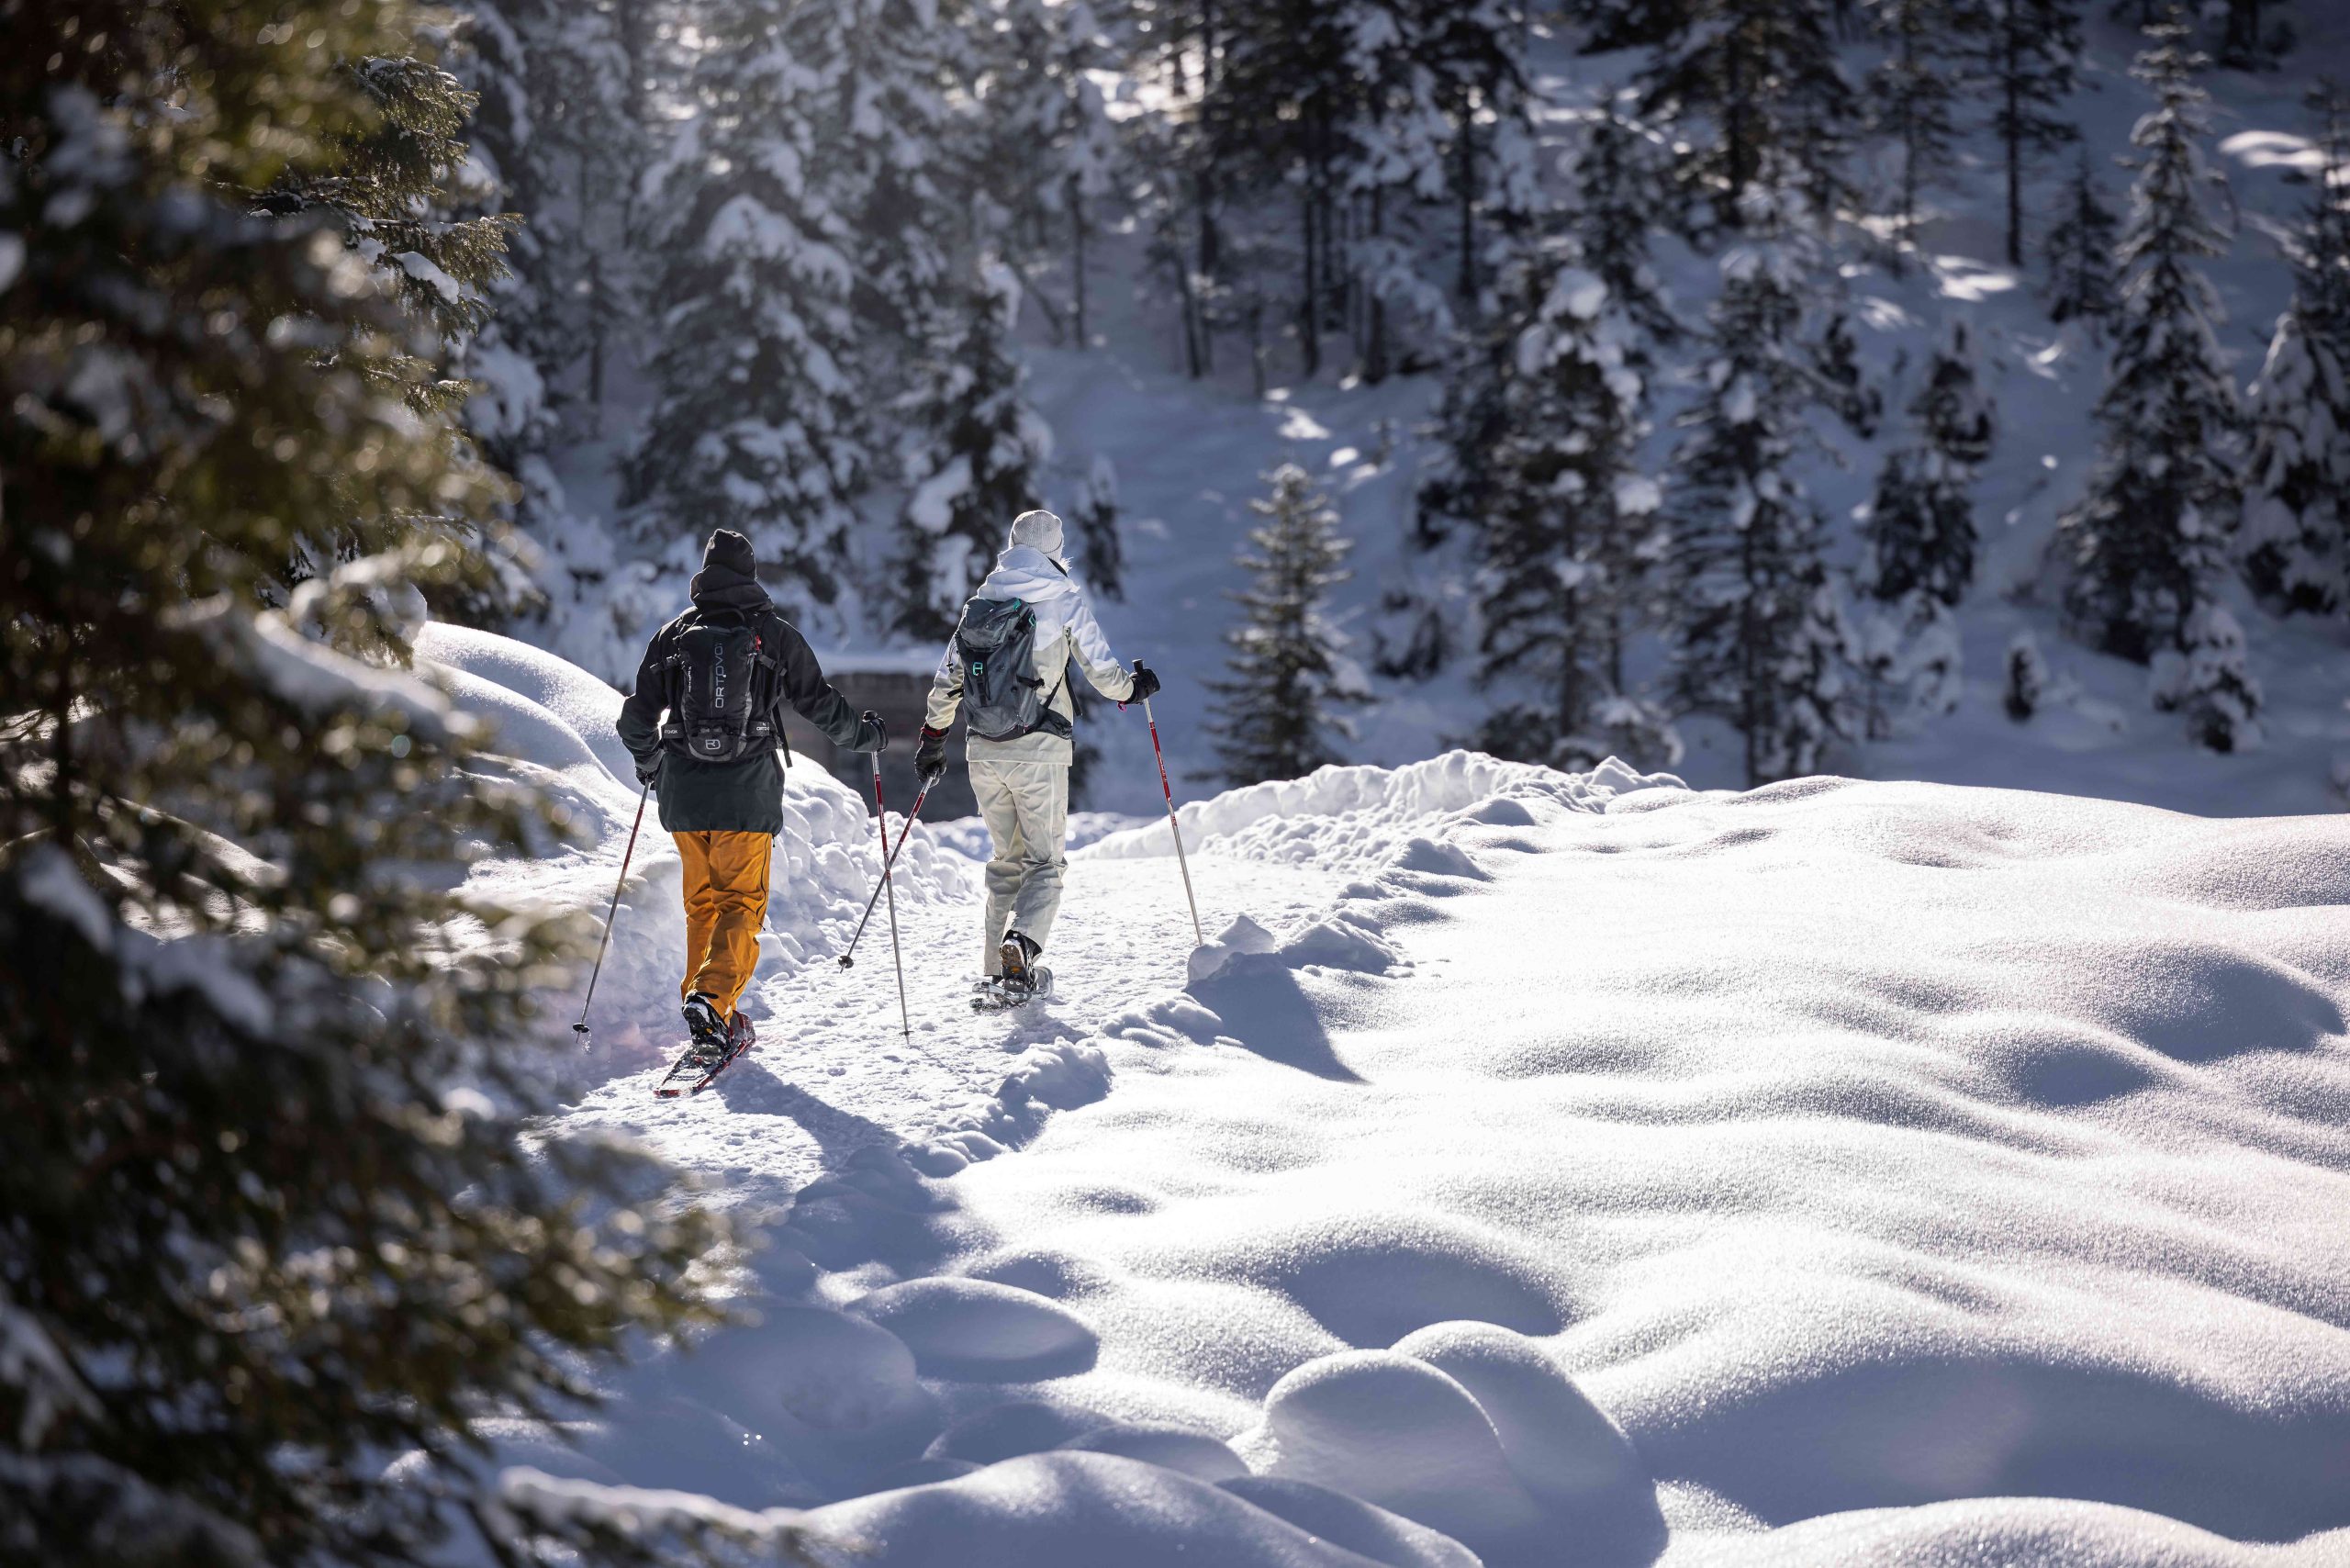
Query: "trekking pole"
838 778 931 969
1142 692 1205 946
574 782 650 1049
867 755 914 1043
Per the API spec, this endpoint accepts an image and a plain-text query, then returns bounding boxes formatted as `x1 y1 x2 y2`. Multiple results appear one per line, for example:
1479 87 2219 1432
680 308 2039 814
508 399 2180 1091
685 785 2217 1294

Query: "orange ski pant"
673 830 771 1019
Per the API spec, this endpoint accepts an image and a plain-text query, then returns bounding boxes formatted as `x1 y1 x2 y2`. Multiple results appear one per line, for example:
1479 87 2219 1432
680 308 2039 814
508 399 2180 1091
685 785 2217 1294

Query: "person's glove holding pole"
915 725 949 785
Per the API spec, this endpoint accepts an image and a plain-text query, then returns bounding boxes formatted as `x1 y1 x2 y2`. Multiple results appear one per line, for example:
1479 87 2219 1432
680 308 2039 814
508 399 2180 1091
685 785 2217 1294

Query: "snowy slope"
421 631 2350 1568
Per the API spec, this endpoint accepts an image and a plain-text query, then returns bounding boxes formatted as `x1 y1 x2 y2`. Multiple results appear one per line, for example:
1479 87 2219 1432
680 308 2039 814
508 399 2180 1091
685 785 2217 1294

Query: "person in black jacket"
618 529 882 1058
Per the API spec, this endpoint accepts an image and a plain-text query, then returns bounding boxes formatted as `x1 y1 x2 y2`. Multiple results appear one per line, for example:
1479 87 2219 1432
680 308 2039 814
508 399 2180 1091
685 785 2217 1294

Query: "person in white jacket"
916 509 1160 988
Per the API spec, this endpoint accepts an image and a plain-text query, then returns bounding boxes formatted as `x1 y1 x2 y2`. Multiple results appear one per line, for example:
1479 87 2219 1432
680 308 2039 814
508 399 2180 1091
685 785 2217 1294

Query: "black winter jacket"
616 564 873 834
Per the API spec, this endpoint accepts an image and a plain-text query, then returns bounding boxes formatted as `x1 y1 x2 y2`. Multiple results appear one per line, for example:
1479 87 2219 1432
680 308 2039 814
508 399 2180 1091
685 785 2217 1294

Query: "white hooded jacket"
924 510 1136 765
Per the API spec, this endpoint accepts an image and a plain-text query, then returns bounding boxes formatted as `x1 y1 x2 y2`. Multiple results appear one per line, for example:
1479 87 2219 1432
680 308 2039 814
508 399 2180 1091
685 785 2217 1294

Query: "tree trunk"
1367 187 1390 384
1457 106 1478 302
2003 3 2024 268
1072 185 1090 348
1300 188 1321 377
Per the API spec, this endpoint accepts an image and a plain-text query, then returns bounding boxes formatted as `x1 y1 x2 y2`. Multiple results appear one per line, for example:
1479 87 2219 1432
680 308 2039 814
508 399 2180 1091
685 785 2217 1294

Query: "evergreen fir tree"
1865 318 1996 607
0 4 720 1564
1565 97 1684 346
1981 0 2083 267
1472 250 1679 771
1210 465 1369 784
1813 302 1885 437
261 54 517 428
1867 0 1978 270
626 0 868 614
971 0 1119 342
1663 193 1858 784
1072 454 1128 600
1640 0 1861 233
456 0 645 677
803 0 971 344
2044 147 2122 332
2241 309 2350 616
2241 82 2350 615
2056 23 2259 751
1856 319 1995 734
894 261 1055 639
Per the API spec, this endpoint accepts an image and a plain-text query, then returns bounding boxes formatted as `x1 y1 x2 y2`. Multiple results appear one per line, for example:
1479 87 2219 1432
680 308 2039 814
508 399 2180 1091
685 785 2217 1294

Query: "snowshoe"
657 1007 755 1097
971 966 1054 1013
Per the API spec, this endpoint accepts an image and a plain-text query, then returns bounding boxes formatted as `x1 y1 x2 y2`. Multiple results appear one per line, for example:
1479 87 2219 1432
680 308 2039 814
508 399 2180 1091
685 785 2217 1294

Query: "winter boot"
998 931 1042 991
681 991 730 1059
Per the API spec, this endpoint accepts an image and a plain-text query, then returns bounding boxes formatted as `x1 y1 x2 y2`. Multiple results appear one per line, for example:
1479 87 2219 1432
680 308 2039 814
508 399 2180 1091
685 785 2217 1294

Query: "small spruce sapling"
1208 465 1370 785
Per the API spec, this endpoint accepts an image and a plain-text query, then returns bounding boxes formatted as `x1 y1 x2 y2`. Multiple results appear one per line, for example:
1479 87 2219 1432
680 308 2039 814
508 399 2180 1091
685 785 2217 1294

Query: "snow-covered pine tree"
1472 250 1679 771
971 0 1119 343
2043 146 2122 331
2056 22 2259 751
1414 0 1540 306
2241 82 2350 616
1565 95 1683 346
0 4 719 1563
2242 316 2350 615
1640 0 1861 233
262 52 517 431
455 0 650 678
1663 190 1858 785
1867 0 1979 271
1981 0 2083 267
1338 0 1456 383
894 261 1055 639
1856 319 1996 734
626 0 867 615
1866 318 1996 606
1813 302 1884 437
801 0 971 344
1209 465 1369 784
1071 454 1128 599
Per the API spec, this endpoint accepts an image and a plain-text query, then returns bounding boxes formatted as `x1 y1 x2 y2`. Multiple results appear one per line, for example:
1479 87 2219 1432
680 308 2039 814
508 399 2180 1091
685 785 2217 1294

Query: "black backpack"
658 610 789 765
955 596 1069 743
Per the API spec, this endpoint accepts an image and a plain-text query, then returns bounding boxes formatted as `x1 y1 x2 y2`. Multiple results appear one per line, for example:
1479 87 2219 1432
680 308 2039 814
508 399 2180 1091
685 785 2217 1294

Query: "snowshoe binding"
973 935 1053 1012
657 997 755 1097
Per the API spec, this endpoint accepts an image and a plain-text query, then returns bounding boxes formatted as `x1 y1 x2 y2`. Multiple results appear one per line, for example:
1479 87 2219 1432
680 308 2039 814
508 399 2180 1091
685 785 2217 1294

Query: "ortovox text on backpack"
955 596 1069 743
660 612 786 764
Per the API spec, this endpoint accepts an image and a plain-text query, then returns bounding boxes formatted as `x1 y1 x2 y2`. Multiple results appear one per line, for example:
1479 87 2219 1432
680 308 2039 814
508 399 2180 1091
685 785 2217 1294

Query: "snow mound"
1079 751 1685 874
1218 1476 1484 1568
793 1450 1433 1568
850 1277 1100 1382
1672 1498 2350 1568
1233 1350 1549 1553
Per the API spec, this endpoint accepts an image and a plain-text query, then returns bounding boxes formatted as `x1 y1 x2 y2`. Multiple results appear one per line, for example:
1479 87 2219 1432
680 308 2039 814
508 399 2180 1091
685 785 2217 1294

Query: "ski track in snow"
420 627 2350 1568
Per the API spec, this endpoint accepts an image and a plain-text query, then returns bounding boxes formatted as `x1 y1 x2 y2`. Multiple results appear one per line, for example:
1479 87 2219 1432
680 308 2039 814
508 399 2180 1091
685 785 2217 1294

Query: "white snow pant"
971 756 1069 974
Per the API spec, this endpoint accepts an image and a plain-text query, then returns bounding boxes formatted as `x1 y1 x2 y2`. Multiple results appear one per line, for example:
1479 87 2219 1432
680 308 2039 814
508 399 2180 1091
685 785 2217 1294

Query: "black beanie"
703 529 756 577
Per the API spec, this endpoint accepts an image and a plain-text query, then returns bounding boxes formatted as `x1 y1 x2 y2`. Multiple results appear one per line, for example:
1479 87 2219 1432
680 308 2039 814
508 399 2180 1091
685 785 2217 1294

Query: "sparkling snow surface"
431 630 2350 1566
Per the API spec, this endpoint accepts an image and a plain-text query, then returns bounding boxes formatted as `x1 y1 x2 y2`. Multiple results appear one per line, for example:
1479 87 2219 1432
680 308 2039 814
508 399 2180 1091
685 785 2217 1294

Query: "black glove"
1128 661 1162 703
915 726 948 785
633 752 662 787
858 710 888 754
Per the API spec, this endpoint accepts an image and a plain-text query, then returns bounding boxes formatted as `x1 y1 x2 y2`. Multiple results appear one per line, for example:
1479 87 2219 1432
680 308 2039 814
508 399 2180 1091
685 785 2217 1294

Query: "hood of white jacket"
975 546 1076 609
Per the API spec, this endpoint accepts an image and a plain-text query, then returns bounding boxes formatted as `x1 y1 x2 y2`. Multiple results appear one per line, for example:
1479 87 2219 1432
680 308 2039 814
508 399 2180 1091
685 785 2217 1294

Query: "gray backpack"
955 597 1069 742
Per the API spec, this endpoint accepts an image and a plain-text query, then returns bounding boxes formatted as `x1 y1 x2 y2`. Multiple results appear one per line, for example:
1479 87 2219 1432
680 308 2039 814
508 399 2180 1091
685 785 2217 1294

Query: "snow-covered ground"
421 626 2350 1567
